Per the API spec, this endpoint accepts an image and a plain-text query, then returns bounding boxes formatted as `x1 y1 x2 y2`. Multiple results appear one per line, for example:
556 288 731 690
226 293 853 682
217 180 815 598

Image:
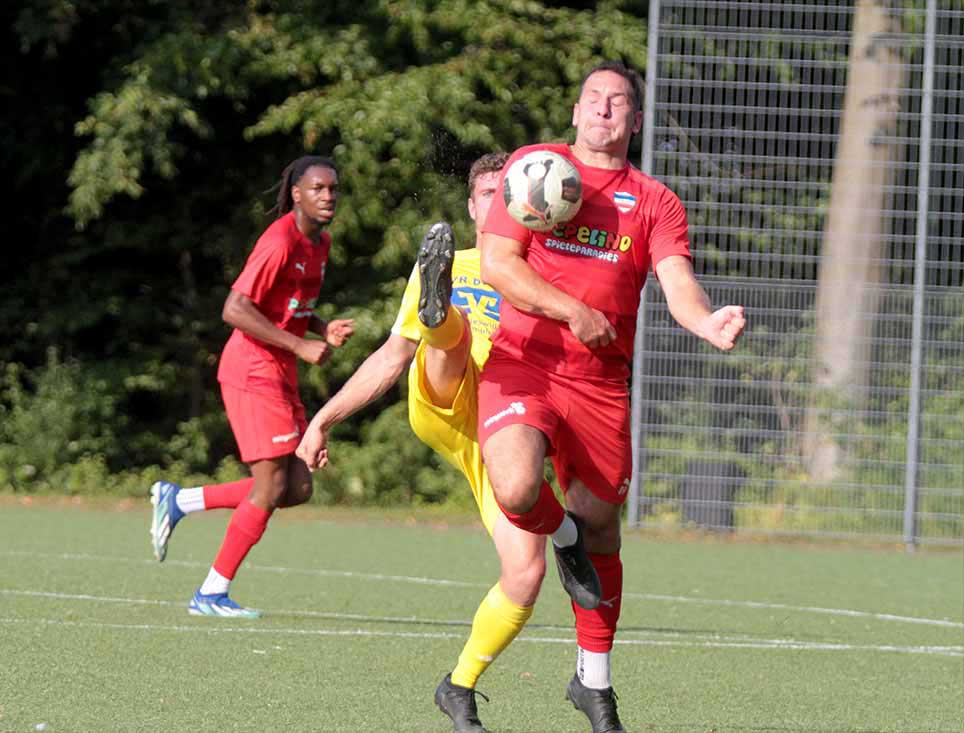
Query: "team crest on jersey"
613 191 637 213
452 286 502 323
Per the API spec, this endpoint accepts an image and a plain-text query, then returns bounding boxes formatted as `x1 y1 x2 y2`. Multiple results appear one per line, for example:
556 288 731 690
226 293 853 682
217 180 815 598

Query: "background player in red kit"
149 155 354 617
479 61 746 731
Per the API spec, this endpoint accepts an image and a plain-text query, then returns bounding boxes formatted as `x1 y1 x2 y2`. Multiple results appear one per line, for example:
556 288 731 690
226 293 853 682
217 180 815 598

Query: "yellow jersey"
391 248 501 367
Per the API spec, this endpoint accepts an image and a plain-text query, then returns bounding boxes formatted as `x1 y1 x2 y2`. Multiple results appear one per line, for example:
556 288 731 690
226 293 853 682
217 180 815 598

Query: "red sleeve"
649 186 692 267
481 149 534 246
231 236 288 305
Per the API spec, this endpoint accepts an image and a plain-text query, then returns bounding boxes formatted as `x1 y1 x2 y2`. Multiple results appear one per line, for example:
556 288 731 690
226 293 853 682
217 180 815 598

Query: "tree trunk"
805 0 906 481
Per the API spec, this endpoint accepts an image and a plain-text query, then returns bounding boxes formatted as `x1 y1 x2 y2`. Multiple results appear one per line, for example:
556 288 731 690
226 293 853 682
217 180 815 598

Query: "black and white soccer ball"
503 150 582 232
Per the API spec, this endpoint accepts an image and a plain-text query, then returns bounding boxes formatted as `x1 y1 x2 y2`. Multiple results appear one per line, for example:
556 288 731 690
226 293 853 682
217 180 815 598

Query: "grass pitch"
0 499 961 732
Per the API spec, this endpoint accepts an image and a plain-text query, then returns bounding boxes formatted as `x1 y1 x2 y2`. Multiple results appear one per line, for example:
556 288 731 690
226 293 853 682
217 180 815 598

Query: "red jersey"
482 143 692 381
217 211 331 394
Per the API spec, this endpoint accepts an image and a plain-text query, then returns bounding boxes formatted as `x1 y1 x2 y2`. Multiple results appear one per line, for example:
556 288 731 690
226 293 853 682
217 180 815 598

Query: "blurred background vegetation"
0 0 648 505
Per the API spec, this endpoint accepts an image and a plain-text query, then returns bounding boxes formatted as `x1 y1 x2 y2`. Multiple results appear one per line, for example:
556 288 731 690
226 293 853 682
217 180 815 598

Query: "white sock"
175 487 206 515
577 647 612 690
551 514 578 548
199 567 231 596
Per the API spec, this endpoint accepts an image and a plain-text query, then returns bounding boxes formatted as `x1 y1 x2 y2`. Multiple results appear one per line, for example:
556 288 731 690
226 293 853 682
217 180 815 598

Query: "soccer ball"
503 150 582 232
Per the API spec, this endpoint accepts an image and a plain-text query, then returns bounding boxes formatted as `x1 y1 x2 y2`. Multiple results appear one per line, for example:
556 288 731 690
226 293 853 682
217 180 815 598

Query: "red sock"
212 499 272 580
572 552 623 652
496 480 566 535
202 478 254 510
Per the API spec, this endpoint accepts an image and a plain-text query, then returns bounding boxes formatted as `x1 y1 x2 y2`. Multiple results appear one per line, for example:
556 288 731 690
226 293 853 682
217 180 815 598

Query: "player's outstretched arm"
480 232 615 348
296 333 418 471
654 255 746 351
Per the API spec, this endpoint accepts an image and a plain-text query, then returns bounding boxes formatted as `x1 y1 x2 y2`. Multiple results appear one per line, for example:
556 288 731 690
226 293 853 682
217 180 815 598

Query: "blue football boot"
188 590 262 619
149 480 184 562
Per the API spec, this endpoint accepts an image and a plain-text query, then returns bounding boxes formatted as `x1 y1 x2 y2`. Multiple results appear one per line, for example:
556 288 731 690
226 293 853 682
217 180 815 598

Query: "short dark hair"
467 152 509 195
580 60 643 112
276 155 337 215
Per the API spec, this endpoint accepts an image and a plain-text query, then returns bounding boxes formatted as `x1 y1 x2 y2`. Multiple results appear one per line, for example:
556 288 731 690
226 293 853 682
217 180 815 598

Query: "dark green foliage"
1 0 649 500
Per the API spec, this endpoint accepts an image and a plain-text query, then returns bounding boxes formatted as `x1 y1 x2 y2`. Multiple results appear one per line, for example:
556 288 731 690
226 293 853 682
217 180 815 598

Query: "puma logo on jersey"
294 262 306 274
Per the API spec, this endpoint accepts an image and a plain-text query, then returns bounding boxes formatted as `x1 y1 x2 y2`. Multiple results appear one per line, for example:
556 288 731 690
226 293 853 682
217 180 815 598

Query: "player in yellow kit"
297 153 547 733
394 237 501 536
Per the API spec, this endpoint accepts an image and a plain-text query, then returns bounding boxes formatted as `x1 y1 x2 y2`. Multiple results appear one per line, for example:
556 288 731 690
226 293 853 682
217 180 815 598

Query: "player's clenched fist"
295 339 333 365
296 422 329 471
567 303 617 349
700 305 746 351
325 318 355 347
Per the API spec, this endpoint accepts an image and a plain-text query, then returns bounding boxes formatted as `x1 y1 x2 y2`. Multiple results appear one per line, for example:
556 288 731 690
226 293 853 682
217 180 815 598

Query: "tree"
2 0 649 498
805 0 908 480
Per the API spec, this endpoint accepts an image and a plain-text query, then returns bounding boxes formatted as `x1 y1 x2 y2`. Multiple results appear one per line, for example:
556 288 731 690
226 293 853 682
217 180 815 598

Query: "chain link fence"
629 0 963 546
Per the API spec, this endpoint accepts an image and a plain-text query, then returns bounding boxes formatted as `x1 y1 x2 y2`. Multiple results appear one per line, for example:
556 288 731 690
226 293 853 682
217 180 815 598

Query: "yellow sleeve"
391 264 423 343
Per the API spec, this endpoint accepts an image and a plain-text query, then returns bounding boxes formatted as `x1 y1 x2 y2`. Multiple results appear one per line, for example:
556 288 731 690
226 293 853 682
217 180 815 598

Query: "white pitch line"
0 589 467 626
1 589 178 607
2 589 962 659
624 592 964 629
2 549 962 629
0 550 483 588
0 616 960 658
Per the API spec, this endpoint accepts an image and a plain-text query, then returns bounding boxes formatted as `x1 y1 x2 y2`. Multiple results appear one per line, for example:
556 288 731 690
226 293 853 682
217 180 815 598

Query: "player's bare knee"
279 458 313 506
285 480 313 507
275 468 313 507
482 428 547 503
513 555 546 595
500 554 545 606
487 461 545 513
249 464 289 510
492 476 543 514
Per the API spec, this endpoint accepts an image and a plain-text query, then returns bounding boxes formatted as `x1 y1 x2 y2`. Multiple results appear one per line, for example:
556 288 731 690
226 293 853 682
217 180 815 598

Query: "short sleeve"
649 186 692 267
390 264 423 343
232 238 288 305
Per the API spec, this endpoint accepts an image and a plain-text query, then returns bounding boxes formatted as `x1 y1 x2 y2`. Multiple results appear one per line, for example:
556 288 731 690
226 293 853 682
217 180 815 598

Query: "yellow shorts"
407 341 500 536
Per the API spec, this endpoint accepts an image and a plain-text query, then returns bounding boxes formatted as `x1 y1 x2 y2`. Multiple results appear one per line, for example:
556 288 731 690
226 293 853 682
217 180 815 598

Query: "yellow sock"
451 583 533 689
418 305 465 351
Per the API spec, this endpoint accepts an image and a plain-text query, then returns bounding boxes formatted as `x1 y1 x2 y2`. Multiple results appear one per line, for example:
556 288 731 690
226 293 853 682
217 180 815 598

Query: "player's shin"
451 583 533 689
572 551 622 688
418 305 465 351
208 499 272 587
201 477 255 510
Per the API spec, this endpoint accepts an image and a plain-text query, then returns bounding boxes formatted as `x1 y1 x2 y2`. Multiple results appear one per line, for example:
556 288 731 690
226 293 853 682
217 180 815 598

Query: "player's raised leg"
417 220 474 410
149 478 254 562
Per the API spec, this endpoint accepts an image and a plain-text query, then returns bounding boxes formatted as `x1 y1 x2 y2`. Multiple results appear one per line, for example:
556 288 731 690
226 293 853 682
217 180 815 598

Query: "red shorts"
477 350 632 504
220 382 307 464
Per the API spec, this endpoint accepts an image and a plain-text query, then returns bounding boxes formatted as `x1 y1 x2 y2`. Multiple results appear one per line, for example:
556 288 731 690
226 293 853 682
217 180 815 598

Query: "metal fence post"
628 281 651 529
628 0 661 531
903 0 938 550
641 0 660 178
